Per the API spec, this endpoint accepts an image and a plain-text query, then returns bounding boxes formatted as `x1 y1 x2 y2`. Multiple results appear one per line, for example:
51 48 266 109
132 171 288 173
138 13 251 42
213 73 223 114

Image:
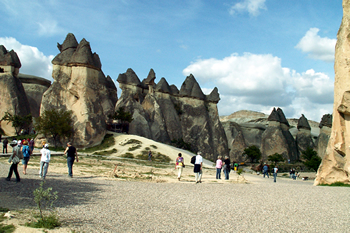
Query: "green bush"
25 214 60 229
319 182 350 187
122 153 134 158
301 148 321 172
128 145 142 151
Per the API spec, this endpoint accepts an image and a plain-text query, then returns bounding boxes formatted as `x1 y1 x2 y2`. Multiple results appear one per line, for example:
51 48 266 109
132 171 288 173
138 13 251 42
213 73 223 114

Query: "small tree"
35 109 74 147
268 153 285 165
242 145 261 163
1 112 32 136
112 107 133 123
301 147 321 172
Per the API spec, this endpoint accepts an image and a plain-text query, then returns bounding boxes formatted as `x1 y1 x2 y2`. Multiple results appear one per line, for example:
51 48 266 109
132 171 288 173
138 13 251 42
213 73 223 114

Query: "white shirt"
195 155 203 164
40 148 51 163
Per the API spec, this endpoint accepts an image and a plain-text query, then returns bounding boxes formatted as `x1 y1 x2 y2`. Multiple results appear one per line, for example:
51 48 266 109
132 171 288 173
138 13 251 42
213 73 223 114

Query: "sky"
0 0 342 122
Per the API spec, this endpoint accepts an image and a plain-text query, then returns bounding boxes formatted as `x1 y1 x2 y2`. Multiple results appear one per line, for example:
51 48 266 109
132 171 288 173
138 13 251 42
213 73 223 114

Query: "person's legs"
6 163 15 180
13 163 20 182
263 171 266 178
198 170 202 182
39 161 44 177
67 157 74 177
274 173 277 182
216 168 219 179
267 172 269 178
195 172 199 183
177 166 183 179
42 162 49 178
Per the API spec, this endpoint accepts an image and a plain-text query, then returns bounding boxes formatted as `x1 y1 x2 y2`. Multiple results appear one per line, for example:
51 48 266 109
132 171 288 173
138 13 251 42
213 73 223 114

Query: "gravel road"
1 163 349 233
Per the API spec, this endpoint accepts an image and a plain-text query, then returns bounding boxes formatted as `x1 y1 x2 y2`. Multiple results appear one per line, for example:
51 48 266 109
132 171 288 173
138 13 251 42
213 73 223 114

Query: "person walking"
223 156 231 180
262 163 269 178
215 156 223 179
175 153 185 181
29 138 35 154
21 140 31 175
6 141 23 182
194 151 203 183
148 150 152 161
273 166 278 182
39 144 51 179
3 138 8 154
64 142 78 178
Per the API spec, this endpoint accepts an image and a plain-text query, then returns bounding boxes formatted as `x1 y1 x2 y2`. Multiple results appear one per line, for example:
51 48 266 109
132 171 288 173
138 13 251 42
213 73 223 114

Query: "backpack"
23 146 30 157
191 156 196 164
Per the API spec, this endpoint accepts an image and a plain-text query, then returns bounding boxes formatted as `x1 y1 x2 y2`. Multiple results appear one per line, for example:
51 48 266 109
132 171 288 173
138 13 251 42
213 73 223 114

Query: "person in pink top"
216 156 223 179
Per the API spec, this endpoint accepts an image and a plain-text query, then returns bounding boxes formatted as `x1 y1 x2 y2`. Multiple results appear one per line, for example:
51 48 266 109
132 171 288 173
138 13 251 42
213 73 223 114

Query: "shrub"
128 145 142 151
301 148 321 172
242 145 261 163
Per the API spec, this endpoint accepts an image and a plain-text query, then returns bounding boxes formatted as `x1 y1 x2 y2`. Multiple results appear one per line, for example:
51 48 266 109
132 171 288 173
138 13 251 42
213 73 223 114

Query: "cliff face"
115 69 228 161
40 33 118 147
0 46 30 135
315 0 350 185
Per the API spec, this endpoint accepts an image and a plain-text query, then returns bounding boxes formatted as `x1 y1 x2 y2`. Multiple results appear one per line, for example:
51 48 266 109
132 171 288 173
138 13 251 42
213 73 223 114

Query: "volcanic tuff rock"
296 114 315 154
40 33 118 147
18 73 51 118
261 108 298 162
0 46 30 135
115 68 228 161
315 114 332 159
315 0 350 185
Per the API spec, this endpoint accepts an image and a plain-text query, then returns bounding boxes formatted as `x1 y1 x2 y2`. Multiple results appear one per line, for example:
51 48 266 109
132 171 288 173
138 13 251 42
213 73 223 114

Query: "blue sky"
0 0 342 121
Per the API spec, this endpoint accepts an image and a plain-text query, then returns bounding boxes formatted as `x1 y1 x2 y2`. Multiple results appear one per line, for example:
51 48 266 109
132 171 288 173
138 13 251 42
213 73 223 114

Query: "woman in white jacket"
39 144 51 179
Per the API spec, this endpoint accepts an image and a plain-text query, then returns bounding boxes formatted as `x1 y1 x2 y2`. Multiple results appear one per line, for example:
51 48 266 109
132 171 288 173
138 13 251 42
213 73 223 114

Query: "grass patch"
93 148 117 156
128 145 142 151
319 182 350 187
145 147 150 151
81 134 115 153
150 145 157 149
0 223 15 233
0 208 9 213
121 153 134 158
25 214 61 229
121 139 142 146
136 151 171 163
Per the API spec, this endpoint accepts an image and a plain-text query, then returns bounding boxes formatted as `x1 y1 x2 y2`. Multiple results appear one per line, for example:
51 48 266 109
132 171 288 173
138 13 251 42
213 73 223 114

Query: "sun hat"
44 143 49 148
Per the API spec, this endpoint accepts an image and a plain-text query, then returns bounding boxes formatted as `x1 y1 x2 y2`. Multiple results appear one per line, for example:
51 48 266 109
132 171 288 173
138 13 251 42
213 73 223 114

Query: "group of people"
262 163 279 182
5 138 78 182
175 152 242 183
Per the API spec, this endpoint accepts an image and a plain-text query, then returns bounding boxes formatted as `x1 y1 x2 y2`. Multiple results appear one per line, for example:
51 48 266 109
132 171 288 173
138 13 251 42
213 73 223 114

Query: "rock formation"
315 114 332 159
0 45 30 135
40 33 118 147
315 0 350 185
261 108 298 162
18 73 51 117
115 69 228 161
295 114 315 154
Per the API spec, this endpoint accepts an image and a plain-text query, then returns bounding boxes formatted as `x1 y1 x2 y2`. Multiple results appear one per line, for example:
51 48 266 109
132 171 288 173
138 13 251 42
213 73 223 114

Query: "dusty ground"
0 133 338 233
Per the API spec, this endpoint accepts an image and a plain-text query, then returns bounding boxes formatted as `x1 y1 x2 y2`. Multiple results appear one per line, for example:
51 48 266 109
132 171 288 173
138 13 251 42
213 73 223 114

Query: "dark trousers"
3 145 7 154
7 163 20 181
67 156 75 177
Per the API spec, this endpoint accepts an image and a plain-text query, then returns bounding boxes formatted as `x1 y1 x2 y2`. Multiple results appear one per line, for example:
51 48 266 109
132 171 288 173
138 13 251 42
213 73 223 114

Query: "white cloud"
229 0 267 16
295 28 336 62
183 53 334 121
0 37 54 80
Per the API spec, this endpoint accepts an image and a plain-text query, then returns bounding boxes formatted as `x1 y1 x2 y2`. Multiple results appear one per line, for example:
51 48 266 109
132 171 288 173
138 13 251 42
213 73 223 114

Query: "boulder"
40 33 117 147
315 114 332 159
315 0 350 185
0 46 30 135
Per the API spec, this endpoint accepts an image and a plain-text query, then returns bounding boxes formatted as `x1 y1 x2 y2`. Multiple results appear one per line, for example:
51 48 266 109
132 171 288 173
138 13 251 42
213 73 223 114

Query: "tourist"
215 156 222 179
194 151 203 183
29 138 35 154
6 140 22 182
64 142 78 178
175 153 185 181
21 140 31 175
262 163 269 178
223 156 231 180
39 144 51 179
148 150 152 161
273 165 278 182
233 162 238 172
2 138 8 154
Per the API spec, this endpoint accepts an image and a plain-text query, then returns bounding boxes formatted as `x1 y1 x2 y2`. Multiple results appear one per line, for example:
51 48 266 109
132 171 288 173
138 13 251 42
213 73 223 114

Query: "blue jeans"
263 171 269 178
216 168 222 179
224 169 230 180
39 161 49 178
67 157 75 177
274 173 277 182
